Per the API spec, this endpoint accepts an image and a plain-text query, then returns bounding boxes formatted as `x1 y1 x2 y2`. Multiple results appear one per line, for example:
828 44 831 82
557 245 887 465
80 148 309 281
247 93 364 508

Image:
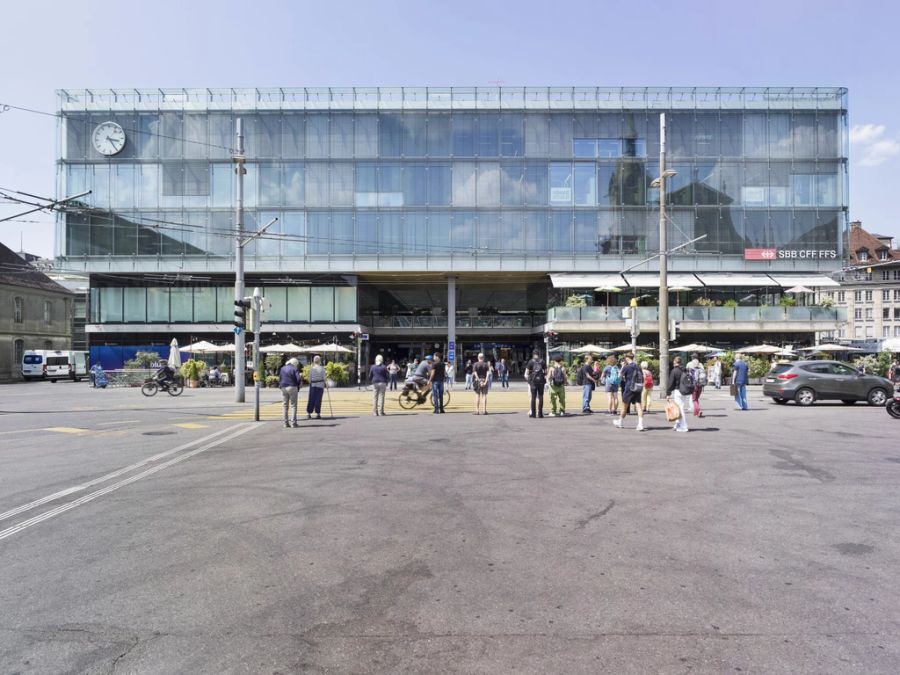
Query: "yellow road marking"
173 423 209 429
44 427 88 434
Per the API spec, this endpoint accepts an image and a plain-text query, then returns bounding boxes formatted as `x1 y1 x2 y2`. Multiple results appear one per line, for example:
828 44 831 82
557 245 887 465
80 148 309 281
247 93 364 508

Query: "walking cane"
325 384 334 419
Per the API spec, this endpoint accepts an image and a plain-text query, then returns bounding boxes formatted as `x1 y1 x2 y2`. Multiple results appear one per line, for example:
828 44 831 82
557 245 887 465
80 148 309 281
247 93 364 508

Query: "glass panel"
113 164 135 208
379 212 403 253
816 114 838 158
549 210 573 253
524 164 548 205
477 210 500 252
99 287 123 322
378 164 403 206
598 164 620 206
427 163 451 205
476 162 500 206
451 210 475 249
146 288 169 322
216 286 231 322
135 114 160 159
791 174 815 206
621 162 645 206
452 114 475 156
264 287 287 322
502 211 523 247
403 164 428 206
259 164 280 206
477 114 499 156
282 211 305 256
194 287 216 322
287 286 310 322
403 113 427 157
792 113 816 158
720 113 742 157
573 164 596 205
768 113 791 158
305 163 328 206
743 113 767 158
160 113 182 159
452 162 476 206
742 162 767 206
549 163 573 205
378 113 402 156
768 164 789 207
305 114 328 158
405 211 428 253
307 212 328 254
330 162 354 207
113 214 138 256
548 114 573 157
500 163 524 206
210 164 231 207
123 287 146 322
170 288 192 322
184 114 209 160
353 114 377 157
816 174 837 206
335 287 357 321
282 163 304 206
427 113 451 156
332 212 353 254
525 114 549 157
282 113 304 158
310 287 334 322
500 113 524 157
574 211 597 251
329 114 354 158
573 139 597 158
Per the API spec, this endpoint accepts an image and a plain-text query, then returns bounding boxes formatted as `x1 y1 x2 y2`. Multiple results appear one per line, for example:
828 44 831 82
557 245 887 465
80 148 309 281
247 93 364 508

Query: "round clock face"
92 121 126 156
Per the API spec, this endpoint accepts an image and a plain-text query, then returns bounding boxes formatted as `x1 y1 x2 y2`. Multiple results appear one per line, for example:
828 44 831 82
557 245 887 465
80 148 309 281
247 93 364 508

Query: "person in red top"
640 360 654 412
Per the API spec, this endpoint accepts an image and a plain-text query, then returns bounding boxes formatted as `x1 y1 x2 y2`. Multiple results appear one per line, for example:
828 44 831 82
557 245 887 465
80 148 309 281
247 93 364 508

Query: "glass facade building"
55 87 849 355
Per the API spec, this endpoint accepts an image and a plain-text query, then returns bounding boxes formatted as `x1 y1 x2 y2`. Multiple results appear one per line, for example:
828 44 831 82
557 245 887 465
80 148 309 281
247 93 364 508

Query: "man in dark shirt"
580 354 597 414
613 353 644 431
368 354 390 416
472 353 491 414
428 352 446 414
524 350 546 418
732 355 750 410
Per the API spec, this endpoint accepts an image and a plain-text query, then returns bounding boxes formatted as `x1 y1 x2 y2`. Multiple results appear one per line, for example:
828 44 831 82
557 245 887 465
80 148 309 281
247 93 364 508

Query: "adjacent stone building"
0 242 74 381
824 221 900 345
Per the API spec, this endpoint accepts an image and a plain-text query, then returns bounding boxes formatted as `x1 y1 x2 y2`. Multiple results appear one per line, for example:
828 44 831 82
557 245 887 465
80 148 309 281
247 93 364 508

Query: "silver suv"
762 360 892 406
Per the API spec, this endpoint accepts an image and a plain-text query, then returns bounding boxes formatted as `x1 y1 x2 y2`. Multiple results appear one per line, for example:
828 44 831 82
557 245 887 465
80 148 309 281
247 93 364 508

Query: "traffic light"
669 319 680 341
234 298 251 330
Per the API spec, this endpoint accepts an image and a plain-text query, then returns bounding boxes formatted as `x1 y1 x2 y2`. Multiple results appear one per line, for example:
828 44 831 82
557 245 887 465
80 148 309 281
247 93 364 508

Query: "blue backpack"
606 365 620 386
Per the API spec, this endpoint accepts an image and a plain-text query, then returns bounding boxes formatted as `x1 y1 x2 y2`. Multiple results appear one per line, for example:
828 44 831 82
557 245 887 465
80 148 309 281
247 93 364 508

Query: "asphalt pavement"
0 379 898 673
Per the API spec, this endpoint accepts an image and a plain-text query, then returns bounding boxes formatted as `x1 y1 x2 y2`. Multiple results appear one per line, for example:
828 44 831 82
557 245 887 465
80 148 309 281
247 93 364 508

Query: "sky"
1 0 898 258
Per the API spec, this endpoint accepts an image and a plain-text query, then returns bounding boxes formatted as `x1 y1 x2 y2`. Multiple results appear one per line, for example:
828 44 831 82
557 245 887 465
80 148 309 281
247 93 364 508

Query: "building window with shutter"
13 297 23 323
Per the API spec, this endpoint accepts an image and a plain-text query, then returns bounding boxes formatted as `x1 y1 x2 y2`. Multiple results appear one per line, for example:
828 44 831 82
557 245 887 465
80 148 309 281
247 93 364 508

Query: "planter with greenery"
778 296 797 308
265 375 280 388
180 359 204 387
124 351 161 369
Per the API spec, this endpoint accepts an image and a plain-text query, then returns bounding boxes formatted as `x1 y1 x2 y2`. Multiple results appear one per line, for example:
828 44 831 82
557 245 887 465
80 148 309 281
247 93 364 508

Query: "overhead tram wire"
0 101 236 154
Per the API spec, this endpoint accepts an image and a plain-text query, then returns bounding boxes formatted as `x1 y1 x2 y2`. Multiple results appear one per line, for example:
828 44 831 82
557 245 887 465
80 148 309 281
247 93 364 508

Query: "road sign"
361 333 369 341
233 327 242 335
448 349 456 362
449 341 456 350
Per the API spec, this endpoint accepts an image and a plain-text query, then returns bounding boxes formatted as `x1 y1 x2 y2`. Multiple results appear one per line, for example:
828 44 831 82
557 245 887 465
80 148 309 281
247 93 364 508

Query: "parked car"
762 360 892 406
21 350 89 382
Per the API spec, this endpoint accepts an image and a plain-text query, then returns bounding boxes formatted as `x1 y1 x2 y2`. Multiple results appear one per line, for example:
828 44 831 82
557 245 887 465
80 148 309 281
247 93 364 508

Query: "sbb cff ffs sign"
744 248 838 260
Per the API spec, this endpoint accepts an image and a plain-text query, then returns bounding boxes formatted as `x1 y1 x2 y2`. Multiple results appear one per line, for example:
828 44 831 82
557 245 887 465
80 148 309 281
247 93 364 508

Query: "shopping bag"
729 383 737 396
665 401 681 422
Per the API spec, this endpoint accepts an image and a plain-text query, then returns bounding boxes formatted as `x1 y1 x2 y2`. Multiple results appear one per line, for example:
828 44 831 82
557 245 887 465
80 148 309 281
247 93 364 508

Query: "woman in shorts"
602 355 619 415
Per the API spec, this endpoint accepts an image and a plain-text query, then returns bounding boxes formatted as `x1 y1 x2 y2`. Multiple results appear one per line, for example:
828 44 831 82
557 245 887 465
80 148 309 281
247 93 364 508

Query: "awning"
695 274 778 288
623 273 702 288
550 273 626 288
768 275 840 288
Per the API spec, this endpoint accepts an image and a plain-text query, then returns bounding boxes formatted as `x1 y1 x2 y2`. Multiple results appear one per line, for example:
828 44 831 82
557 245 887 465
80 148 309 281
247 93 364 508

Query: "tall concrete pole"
658 113 670 399
234 118 246 403
447 275 457 378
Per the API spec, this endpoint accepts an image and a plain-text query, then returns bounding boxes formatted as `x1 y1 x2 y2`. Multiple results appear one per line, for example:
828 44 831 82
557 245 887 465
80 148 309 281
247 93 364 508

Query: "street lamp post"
654 113 673 399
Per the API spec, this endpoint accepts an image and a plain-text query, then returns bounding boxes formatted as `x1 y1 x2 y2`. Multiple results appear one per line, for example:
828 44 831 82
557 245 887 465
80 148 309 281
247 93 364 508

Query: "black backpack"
551 365 566 386
576 365 585 386
679 369 695 395
530 360 546 384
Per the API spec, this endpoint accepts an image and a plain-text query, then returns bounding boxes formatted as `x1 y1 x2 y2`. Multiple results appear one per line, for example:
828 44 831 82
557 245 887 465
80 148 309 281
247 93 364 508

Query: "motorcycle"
887 384 900 419
141 377 184 397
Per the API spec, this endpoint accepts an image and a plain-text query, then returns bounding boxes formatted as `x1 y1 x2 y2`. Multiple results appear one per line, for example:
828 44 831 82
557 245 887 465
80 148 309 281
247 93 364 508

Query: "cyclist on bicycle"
154 360 176 389
405 355 432 395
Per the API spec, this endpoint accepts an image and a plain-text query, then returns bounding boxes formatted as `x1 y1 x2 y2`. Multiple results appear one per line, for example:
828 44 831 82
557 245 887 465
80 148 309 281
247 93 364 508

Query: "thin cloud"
851 123 900 166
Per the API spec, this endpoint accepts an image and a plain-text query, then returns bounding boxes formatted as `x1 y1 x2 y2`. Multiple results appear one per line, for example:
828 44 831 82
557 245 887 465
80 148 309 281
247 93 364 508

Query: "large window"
13 297 23 323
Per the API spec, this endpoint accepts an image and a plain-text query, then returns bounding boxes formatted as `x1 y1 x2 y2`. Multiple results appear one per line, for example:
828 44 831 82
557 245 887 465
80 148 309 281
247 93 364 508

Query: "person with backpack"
548 355 568 416
666 355 691 432
524 350 546 418
687 352 705 418
577 354 597 414
640 360 654 413
613 353 645 431
888 356 900 384
601 355 621 416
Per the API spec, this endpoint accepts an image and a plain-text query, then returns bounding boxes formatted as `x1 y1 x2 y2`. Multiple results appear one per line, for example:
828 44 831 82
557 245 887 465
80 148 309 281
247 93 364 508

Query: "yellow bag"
665 401 681 422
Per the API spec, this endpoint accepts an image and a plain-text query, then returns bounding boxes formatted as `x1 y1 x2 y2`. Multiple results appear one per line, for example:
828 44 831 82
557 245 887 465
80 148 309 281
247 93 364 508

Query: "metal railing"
547 306 847 323
362 314 542 329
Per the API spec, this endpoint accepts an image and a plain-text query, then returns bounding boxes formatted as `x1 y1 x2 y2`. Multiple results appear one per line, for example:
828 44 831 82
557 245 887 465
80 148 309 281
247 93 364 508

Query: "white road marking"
0 424 242 525
0 423 255 542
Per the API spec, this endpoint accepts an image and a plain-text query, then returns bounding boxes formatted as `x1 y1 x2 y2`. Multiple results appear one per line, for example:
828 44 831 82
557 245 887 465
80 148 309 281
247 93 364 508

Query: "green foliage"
693 297 715 307
265 375 280 388
180 358 204 381
264 353 284 373
635 352 659 381
717 351 735 377
723 299 739 308
818 295 835 308
779 296 797 307
325 361 349 385
748 357 772 379
565 294 588 308
124 351 161 369
852 352 893 377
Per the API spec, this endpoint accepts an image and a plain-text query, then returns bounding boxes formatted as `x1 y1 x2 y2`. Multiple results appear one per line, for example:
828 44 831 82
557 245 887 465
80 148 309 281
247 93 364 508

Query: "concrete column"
447 275 457 376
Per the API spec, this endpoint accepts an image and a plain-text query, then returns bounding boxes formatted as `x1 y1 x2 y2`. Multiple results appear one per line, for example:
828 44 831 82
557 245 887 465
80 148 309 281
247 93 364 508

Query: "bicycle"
141 378 184 397
398 384 451 410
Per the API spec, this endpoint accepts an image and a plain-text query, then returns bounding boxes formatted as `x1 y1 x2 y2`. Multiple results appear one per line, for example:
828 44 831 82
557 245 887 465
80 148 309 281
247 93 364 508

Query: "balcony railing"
361 314 543 329
547 306 847 323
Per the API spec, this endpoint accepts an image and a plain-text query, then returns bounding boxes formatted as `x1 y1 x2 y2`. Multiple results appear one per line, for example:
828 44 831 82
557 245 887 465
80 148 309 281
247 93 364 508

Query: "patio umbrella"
184 340 222 353
594 285 621 306
570 344 611 354
798 344 864 353
668 285 693 307
259 344 285 353
302 342 353 354
611 344 656 352
168 338 182 368
785 285 814 294
881 337 900 352
278 343 306 353
736 344 783 355
674 343 716 353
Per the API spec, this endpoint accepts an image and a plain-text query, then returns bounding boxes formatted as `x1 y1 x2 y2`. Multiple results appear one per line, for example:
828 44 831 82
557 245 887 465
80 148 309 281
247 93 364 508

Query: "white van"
21 350 89 382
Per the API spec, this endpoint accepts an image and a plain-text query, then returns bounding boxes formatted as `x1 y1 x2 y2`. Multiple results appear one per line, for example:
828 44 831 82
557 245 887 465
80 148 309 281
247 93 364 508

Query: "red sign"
744 248 777 261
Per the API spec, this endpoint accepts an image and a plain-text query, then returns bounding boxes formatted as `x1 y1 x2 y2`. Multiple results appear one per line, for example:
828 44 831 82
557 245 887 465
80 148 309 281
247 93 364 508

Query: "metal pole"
447 275 457 381
658 112 670 399
357 335 362 389
253 287 261 422
234 118 246 403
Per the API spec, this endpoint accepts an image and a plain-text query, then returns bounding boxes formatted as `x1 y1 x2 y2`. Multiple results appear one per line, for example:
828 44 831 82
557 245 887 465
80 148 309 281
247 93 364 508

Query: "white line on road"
0 423 256 543
0 424 243 525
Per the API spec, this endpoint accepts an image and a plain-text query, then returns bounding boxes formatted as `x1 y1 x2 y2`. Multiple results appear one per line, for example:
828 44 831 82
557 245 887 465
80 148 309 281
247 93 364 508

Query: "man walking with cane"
279 357 302 428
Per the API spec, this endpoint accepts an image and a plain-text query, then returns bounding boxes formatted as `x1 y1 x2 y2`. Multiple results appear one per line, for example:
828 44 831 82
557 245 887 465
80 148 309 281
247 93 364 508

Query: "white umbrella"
168 338 182 368
185 340 222 353
259 343 285 353
302 342 353 354
594 285 622 306
798 344 864 353
786 285 814 294
571 344 611 354
737 344 783 355
674 343 716 353
278 343 306 353
611 344 656 352
881 337 900 352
